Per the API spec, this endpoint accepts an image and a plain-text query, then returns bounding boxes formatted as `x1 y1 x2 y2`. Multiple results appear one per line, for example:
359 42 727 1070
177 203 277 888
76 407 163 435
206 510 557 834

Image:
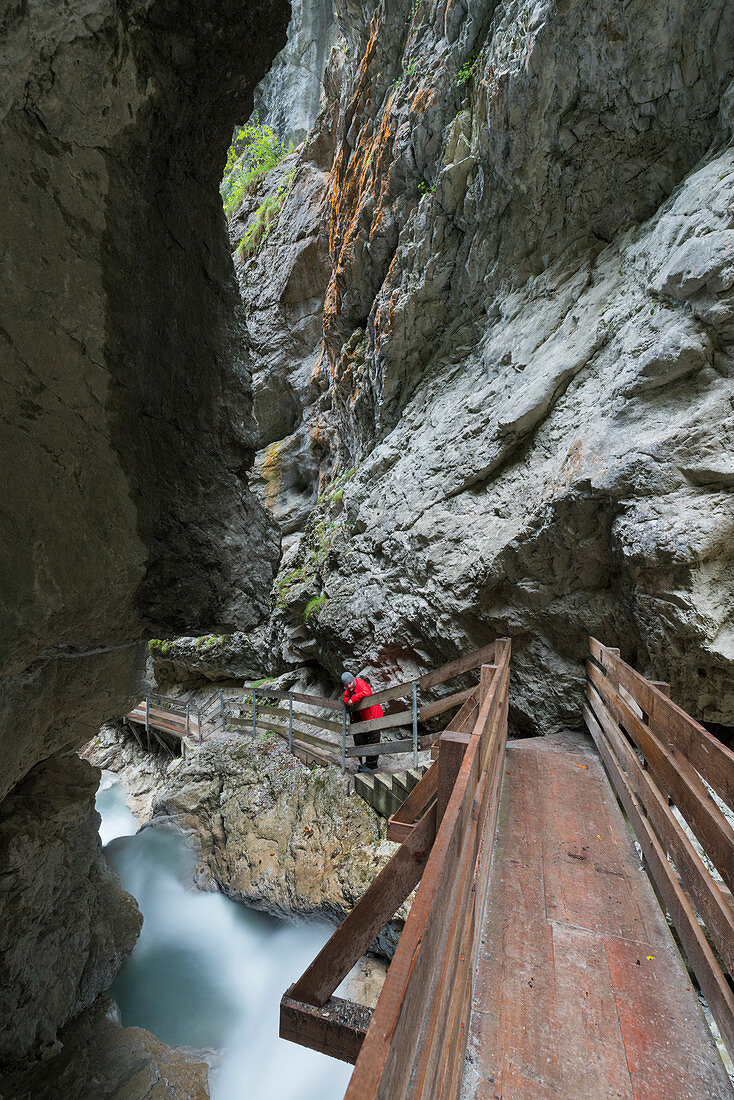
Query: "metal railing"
125 643 500 773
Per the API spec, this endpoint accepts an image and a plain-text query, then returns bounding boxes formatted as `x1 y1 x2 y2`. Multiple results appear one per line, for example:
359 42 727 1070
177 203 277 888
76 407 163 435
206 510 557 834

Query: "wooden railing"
279 639 511 1097
584 637 734 1059
125 643 500 772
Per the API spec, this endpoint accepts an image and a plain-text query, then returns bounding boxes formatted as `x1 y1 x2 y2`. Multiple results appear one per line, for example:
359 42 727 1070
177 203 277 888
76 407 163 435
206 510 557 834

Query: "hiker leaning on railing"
341 671 383 772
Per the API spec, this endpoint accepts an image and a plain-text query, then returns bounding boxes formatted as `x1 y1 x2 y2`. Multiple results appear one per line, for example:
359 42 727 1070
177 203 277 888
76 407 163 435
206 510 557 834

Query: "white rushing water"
96 775 352 1099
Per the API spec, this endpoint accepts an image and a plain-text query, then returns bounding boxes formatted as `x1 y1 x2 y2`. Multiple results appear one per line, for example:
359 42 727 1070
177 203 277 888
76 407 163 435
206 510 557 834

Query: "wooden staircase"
354 765 429 818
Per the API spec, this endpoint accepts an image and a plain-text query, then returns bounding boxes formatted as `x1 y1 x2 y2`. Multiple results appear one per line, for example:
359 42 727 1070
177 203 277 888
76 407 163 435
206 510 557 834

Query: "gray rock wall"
0 0 288 1067
0 756 142 1059
253 0 339 145
234 0 734 736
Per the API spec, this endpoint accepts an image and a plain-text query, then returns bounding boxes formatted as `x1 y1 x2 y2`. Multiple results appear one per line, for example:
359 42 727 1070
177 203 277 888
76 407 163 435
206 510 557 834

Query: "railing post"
252 686 258 738
145 694 150 750
341 704 348 774
198 707 202 744
412 681 419 768
288 690 294 754
186 702 190 739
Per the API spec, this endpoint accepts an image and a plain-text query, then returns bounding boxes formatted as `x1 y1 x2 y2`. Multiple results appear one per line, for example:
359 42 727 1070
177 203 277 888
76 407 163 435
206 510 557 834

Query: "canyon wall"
233 0 734 736
0 0 288 1071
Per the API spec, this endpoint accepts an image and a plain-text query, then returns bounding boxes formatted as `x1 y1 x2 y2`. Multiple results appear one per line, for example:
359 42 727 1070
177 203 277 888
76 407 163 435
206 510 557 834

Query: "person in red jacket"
342 671 383 771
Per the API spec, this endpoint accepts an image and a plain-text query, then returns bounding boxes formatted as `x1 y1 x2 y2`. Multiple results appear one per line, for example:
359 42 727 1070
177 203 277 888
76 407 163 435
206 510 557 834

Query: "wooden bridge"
280 638 734 1098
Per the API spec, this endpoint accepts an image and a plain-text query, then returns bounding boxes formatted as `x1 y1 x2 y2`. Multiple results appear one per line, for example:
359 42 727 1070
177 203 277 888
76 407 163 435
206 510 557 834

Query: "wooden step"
355 765 429 819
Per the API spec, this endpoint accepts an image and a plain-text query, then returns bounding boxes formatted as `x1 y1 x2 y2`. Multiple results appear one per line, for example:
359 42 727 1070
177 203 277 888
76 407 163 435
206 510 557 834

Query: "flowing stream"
96 774 353 1099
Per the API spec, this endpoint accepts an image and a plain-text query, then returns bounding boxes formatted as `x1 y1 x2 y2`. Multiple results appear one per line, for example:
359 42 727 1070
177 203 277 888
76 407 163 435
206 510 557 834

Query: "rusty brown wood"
464 736 733 1099
237 702 343 734
352 644 495 713
387 762 439 842
279 994 372 1064
344 643 511 1099
586 682 734 975
589 637 734 811
258 687 343 711
437 731 470 826
587 659 734 894
350 709 414 735
585 703 734 1064
419 687 476 722
289 803 437 1008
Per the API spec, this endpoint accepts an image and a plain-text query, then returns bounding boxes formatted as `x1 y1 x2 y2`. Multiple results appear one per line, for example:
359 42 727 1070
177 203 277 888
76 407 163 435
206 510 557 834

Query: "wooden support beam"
387 763 438 843
437 731 470 826
289 804 437 1008
279 994 372 1064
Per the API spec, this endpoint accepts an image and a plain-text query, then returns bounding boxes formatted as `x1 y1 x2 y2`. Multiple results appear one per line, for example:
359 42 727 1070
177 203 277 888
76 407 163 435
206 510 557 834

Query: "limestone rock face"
0 0 287 805
0 0 288 1067
236 0 734 735
0 756 142 1060
253 0 339 145
150 733 399 930
0 997 213 1100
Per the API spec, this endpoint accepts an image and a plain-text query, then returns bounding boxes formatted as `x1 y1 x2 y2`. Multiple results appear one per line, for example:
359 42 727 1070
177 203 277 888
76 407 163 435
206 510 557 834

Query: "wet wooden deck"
462 733 733 1099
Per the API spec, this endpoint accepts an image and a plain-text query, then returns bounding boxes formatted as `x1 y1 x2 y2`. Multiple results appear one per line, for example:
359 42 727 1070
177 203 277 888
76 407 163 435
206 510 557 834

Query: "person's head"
341 671 356 690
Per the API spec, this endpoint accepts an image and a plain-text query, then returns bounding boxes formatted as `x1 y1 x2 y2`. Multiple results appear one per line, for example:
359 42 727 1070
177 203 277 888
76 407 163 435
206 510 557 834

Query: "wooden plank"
389 762 438 829
345 728 484 1098
419 643 496 692
279 994 371 1064
419 687 475 722
227 715 337 750
351 642 494 713
437 731 470 825
410 772 487 1098
236 702 342 733
344 734 435 758
589 637 734 811
587 682 734 975
588 660 734 895
252 687 343 711
289 803 437 1007
584 703 734 1061
350 710 413 735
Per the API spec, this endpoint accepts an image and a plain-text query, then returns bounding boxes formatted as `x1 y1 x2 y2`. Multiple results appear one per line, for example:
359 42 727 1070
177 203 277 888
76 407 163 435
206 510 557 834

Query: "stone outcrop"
0 0 288 1072
232 0 734 737
149 732 402 945
0 996 213 1100
0 755 141 1060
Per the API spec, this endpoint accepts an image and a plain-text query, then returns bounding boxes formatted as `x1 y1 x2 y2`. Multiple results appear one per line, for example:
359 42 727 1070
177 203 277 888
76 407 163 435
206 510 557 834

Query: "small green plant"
220 120 294 220
303 595 329 622
148 639 172 656
418 180 437 200
457 56 477 85
237 171 295 260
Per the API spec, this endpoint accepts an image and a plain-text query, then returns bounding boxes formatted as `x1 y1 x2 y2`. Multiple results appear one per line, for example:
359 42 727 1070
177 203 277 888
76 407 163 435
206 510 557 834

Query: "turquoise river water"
96 774 352 1099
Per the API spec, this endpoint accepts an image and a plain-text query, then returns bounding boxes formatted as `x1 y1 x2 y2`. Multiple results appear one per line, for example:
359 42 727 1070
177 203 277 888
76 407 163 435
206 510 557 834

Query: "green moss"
236 172 294 260
303 595 328 622
148 639 172 656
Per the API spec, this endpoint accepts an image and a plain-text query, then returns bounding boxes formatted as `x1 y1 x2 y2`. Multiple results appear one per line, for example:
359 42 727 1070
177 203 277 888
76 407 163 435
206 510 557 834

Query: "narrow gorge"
1 0 733 1097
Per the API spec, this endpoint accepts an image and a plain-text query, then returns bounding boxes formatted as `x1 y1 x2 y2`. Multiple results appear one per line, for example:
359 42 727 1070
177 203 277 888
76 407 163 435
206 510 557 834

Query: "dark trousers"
353 725 380 768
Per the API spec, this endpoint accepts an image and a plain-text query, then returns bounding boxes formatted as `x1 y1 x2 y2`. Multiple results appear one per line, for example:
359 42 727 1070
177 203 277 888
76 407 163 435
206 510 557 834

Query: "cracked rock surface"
0 0 288 1080
232 0 734 735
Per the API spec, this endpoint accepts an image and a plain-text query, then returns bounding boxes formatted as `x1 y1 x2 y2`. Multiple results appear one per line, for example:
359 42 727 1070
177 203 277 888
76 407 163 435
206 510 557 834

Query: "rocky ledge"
87 728 405 954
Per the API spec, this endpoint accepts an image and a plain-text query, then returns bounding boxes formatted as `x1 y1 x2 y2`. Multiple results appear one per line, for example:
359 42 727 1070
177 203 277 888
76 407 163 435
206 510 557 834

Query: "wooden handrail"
279 640 511 1086
584 637 734 1059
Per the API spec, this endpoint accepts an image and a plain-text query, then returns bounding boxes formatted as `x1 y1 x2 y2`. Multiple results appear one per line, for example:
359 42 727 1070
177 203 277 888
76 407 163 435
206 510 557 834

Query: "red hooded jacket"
343 677 384 723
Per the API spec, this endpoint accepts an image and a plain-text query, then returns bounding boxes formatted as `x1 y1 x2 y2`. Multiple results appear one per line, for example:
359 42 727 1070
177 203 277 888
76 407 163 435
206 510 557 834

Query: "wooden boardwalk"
462 733 732 1099
281 638 734 1097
